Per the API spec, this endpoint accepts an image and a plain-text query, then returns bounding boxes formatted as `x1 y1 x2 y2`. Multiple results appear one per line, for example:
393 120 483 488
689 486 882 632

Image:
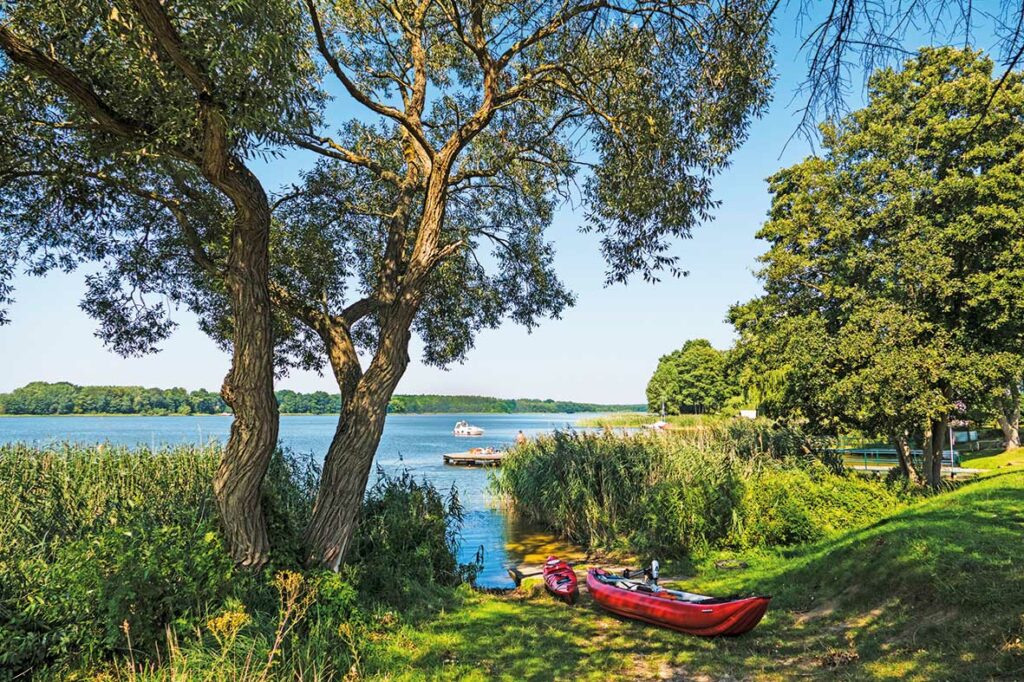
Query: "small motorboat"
542 556 579 604
453 420 484 436
587 567 770 636
442 447 507 466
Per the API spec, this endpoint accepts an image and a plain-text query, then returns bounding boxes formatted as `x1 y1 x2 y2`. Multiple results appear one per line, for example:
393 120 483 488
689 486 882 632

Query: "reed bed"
493 426 900 558
0 443 469 679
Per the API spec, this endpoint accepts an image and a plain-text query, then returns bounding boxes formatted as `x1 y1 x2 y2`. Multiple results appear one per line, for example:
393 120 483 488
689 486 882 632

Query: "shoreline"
0 410 642 418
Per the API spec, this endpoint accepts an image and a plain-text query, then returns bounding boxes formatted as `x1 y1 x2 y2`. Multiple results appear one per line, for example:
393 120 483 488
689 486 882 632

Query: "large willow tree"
0 0 316 566
258 0 774 567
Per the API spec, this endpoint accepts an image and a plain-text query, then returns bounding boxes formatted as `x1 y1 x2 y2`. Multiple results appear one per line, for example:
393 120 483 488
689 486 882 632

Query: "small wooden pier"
443 449 507 467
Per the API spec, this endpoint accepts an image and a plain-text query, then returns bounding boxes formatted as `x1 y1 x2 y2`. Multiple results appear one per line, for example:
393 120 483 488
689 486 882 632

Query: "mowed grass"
963 446 1024 470
360 469 1024 680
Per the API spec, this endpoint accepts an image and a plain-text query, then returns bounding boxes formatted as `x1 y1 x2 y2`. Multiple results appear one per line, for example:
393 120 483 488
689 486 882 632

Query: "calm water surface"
0 413 595 586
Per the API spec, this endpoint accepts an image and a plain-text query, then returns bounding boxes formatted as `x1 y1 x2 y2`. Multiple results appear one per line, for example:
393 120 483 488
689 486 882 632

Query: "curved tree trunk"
304 309 416 569
303 395 391 570
213 196 280 568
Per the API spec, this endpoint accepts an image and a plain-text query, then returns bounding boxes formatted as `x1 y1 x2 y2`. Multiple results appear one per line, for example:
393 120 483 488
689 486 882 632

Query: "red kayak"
543 556 579 604
586 568 769 636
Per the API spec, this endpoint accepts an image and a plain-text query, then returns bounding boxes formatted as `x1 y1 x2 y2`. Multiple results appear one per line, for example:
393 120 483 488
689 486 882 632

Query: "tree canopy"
731 47 1024 484
646 339 737 414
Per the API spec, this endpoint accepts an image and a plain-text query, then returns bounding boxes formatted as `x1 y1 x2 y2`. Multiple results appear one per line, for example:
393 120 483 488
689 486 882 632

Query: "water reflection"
459 509 586 587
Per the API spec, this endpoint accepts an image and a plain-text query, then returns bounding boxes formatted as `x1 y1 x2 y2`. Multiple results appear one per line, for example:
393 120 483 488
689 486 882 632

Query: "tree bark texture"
922 417 947 490
212 178 280 568
892 432 922 485
304 313 416 569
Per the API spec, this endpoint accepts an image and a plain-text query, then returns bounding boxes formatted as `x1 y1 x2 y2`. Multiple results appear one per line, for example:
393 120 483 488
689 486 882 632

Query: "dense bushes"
493 428 903 558
0 443 470 678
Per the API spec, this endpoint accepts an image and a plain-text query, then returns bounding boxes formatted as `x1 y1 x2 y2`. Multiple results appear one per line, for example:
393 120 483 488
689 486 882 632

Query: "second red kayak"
586 568 769 636
543 556 579 604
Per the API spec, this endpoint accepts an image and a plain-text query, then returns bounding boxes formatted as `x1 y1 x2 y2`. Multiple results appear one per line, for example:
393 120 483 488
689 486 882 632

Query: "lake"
0 412 594 586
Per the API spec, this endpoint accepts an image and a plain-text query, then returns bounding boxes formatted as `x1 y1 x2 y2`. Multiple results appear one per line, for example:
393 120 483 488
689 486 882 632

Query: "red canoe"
586 568 769 636
543 556 579 604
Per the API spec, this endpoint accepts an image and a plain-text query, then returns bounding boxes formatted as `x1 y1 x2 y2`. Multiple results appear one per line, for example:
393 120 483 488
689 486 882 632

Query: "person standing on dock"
516 430 528 445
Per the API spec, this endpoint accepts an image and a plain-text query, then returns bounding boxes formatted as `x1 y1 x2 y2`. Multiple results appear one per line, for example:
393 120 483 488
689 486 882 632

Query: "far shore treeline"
0 382 643 416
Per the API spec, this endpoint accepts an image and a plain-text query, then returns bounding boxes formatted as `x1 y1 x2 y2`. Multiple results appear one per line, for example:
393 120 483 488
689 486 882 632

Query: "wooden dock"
443 450 507 467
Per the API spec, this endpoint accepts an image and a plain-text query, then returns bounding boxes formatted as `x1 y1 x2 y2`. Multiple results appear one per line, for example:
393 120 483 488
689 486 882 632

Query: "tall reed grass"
0 442 470 679
492 425 900 558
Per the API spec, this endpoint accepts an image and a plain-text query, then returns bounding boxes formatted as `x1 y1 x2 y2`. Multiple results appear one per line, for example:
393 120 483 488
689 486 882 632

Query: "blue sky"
0 4 1004 403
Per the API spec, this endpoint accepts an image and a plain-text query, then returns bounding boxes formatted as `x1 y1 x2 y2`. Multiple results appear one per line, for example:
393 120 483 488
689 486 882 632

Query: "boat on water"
586 567 770 636
453 420 484 436
543 556 579 604
442 447 506 466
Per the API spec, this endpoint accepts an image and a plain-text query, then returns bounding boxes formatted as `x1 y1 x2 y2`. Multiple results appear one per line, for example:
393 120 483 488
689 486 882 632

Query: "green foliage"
0 381 229 415
0 0 318 347
575 413 717 428
731 461 899 548
0 444 470 678
351 470 1024 681
0 443 231 673
730 47 1024 452
646 339 739 414
387 395 644 415
348 469 474 603
493 429 898 558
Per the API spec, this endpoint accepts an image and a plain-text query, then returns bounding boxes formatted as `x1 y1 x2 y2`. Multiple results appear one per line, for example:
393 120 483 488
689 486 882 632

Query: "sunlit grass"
962 446 1024 470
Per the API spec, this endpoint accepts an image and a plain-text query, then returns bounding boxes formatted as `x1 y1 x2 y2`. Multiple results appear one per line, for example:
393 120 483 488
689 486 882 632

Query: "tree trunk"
892 432 922 485
303 395 391 570
922 417 946 490
999 382 1021 450
212 197 279 568
305 315 415 569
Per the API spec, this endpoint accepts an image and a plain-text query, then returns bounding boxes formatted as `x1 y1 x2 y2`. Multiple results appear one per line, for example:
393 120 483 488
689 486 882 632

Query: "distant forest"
0 382 643 416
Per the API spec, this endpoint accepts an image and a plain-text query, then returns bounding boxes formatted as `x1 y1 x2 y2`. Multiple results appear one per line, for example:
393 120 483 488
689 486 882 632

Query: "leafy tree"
0 0 316 564
259 0 774 567
732 47 1024 486
646 339 736 414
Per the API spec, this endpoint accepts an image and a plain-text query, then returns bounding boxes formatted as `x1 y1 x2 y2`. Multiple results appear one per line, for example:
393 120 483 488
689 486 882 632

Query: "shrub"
348 468 475 602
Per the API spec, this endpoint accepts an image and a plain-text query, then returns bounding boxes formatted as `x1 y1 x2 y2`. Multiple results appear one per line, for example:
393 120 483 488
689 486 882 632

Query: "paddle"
507 561 580 587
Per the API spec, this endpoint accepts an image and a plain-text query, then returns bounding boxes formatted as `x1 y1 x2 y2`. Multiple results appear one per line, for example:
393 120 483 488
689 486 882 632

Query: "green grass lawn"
963 446 1024 470
359 469 1024 680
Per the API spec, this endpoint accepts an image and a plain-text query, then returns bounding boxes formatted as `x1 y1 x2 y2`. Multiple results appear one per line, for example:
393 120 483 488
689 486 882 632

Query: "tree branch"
289 133 406 185
303 0 435 159
0 26 148 139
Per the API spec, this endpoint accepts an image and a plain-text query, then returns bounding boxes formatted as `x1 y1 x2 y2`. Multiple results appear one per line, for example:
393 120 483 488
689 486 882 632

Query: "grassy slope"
964 446 1024 470
362 470 1024 680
